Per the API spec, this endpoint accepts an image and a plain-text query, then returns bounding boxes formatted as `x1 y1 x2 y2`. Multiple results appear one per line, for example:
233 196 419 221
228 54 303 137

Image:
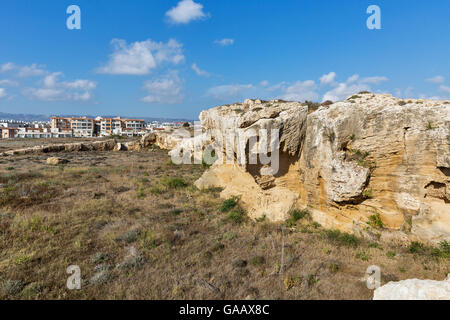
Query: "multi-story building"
100 117 123 136
1 128 18 139
17 127 51 139
50 117 71 131
70 117 94 137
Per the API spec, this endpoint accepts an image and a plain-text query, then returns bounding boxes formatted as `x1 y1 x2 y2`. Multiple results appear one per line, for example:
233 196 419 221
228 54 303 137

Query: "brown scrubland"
0 138 448 300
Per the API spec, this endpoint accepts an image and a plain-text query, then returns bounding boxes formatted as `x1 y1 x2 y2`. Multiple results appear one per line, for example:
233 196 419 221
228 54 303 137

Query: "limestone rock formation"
373 275 450 300
46 157 69 165
184 94 450 244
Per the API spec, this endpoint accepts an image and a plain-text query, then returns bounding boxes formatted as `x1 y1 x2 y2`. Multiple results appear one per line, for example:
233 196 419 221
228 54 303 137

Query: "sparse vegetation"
324 229 359 247
0 138 447 300
367 212 384 229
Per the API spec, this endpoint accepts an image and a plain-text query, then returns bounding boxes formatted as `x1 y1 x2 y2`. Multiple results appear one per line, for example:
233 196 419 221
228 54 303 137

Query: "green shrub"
329 263 339 273
160 177 187 189
290 209 309 221
355 251 370 261
386 250 396 258
362 188 373 199
325 229 359 247
226 208 246 224
367 213 383 229
407 241 425 254
220 197 238 213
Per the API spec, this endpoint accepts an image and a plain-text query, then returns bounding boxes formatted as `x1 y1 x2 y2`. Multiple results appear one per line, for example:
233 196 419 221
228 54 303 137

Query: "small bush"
398 100 407 106
355 251 370 261
226 208 246 224
407 241 425 254
329 263 339 273
362 188 373 199
220 197 238 213
367 213 383 229
283 276 301 290
325 229 359 247
290 209 309 221
160 177 187 189
386 251 396 258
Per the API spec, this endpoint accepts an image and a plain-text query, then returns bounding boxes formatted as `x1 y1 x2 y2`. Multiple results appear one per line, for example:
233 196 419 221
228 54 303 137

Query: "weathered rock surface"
187 94 450 244
46 157 69 165
1 139 118 156
373 275 450 300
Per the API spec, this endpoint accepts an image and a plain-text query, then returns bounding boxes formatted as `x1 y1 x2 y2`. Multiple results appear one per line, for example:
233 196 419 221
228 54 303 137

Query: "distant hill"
0 112 194 123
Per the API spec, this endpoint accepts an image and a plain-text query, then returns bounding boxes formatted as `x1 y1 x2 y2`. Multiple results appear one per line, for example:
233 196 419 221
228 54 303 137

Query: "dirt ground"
0 139 448 300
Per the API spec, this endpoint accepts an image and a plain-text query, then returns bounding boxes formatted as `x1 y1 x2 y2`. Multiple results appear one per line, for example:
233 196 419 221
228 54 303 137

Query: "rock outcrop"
1 139 118 156
373 275 450 300
183 94 450 244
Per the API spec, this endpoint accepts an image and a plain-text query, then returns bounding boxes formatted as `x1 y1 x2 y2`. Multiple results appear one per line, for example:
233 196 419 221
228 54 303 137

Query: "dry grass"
0 140 448 300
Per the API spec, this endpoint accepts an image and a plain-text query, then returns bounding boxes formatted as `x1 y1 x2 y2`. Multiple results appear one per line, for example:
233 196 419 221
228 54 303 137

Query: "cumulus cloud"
206 84 253 101
346 74 360 83
26 72 96 101
0 63 46 77
0 79 18 86
260 80 269 87
360 76 388 84
426 75 445 84
141 71 184 104
320 73 388 101
279 80 318 101
191 63 210 77
320 72 336 85
322 82 370 102
97 38 184 75
0 88 6 98
214 38 234 46
166 0 208 24
440 85 450 93
0 63 15 73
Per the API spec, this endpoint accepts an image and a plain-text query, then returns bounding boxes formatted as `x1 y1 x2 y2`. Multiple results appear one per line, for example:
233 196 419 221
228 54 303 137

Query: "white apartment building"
70 117 94 137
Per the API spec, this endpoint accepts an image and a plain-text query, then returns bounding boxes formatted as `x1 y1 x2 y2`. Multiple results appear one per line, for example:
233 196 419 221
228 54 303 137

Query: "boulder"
373 275 450 300
141 133 157 147
46 157 69 165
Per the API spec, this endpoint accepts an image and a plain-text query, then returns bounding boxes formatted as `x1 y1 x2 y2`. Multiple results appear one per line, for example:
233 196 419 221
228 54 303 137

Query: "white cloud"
320 72 336 85
191 63 210 77
361 76 388 84
322 83 370 102
346 74 360 83
260 80 269 87
206 84 253 100
0 88 6 98
166 0 208 24
97 38 184 75
279 80 318 101
439 85 450 93
141 71 184 104
0 63 15 73
0 79 18 86
26 72 96 101
426 75 445 84
17 64 46 77
214 38 234 46
0 63 46 77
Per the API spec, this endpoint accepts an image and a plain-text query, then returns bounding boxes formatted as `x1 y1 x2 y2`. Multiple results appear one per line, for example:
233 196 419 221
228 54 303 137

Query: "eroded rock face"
188 94 450 244
373 275 450 300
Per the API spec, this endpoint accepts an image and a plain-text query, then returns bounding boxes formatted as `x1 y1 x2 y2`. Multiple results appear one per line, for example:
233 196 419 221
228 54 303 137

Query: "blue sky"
0 0 449 119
